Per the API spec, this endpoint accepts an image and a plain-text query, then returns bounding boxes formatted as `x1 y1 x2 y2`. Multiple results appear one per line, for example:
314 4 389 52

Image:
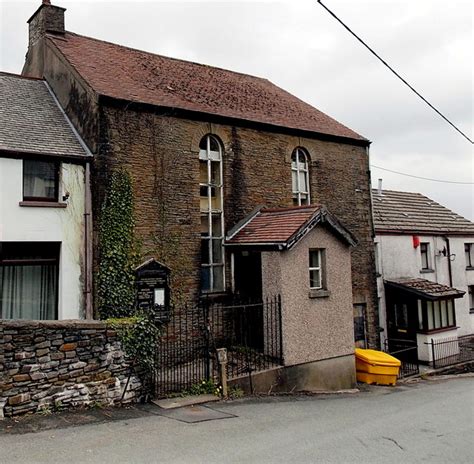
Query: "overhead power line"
371 164 474 185
317 0 473 144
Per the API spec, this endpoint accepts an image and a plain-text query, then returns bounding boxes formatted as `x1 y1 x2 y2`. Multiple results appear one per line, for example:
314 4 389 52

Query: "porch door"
386 287 418 343
233 251 262 300
232 251 264 350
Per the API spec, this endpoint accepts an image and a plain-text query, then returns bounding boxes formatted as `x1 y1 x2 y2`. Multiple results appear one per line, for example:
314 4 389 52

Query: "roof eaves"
286 209 323 250
224 242 286 250
320 208 358 247
384 279 465 300
0 148 91 162
375 228 474 237
99 94 371 147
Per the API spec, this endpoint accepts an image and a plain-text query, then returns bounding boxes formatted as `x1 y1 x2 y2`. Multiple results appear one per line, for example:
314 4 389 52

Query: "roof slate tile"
47 32 367 142
372 189 474 235
0 73 89 158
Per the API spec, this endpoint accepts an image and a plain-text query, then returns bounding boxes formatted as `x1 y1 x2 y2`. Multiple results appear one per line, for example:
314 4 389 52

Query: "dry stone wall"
0 320 142 418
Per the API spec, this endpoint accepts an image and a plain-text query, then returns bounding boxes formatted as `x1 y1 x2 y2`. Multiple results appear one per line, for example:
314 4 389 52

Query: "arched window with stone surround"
199 134 225 292
291 147 310 206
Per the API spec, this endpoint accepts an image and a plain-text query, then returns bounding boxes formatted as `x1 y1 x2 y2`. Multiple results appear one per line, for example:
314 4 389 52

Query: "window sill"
19 201 67 208
309 289 330 299
466 267 474 271
417 326 458 335
420 269 434 274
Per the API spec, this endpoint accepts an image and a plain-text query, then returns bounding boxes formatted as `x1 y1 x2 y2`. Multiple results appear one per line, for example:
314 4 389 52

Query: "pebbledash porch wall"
261 227 355 367
28 44 379 347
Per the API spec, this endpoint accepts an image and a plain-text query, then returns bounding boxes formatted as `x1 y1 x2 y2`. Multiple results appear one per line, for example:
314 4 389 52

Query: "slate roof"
0 72 90 158
226 205 357 249
372 189 474 236
46 32 367 143
385 278 465 300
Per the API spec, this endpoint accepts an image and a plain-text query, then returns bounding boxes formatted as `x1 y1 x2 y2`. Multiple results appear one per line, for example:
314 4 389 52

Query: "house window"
394 303 408 329
199 135 224 292
291 147 310 206
309 249 324 289
424 299 455 331
23 159 59 202
0 242 59 320
420 242 431 270
469 286 474 314
465 243 474 268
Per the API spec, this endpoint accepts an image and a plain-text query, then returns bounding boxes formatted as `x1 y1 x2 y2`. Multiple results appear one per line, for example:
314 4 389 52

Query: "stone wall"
0 320 142 419
94 104 379 346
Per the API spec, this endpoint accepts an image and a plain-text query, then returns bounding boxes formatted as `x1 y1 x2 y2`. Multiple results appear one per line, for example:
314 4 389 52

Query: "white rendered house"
372 188 474 363
0 72 92 320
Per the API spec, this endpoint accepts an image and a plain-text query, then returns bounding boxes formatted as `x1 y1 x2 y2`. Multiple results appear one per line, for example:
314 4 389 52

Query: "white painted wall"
416 330 459 363
0 157 86 319
375 233 474 340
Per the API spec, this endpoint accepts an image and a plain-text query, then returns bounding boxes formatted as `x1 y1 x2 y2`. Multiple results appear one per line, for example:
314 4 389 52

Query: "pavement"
0 376 473 463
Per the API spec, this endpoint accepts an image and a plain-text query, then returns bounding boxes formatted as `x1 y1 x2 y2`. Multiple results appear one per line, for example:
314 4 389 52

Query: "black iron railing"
383 339 419 378
153 296 283 397
425 334 474 369
206 296 283 381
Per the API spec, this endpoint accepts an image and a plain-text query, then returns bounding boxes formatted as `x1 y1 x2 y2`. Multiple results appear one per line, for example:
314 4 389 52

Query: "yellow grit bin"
355 348 401 386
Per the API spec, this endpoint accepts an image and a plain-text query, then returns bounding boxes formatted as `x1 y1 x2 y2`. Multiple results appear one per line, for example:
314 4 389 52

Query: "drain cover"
149 405 236 423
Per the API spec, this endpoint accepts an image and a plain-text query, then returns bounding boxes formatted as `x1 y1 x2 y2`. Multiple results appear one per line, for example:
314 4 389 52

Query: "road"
1 377 473 464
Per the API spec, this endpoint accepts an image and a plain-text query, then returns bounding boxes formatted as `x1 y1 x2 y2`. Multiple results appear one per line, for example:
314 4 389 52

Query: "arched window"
291 147 310 206
199 135 224 292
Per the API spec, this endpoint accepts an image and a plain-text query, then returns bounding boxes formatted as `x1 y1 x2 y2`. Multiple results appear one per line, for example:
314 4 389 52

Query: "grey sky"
1 0 472 219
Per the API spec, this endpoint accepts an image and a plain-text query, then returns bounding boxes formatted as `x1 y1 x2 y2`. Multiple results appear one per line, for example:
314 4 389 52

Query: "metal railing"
383 339 419 378
153 296 283 397
425 334 474 369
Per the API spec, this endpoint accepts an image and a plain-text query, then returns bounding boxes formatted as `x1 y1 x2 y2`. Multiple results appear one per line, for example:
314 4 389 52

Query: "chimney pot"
377 178 383 195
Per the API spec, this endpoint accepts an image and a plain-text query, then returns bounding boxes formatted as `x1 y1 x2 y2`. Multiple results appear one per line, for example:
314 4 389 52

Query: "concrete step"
151 394 219 410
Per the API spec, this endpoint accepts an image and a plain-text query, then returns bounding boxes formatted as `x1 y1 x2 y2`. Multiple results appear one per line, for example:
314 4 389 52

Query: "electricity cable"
317 0 473 144
371 164 474 185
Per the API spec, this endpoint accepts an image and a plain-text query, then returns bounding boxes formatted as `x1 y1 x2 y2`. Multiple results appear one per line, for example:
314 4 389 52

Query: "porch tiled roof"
46 32 368 143
385 278 465 300
226 205 357 249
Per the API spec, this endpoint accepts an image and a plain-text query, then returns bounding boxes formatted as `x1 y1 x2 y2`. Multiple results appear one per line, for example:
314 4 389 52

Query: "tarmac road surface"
1 376 473 464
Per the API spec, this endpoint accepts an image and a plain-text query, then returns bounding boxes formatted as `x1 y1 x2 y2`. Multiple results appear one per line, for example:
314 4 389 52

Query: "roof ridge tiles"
53 31 270 82
0 71 45 82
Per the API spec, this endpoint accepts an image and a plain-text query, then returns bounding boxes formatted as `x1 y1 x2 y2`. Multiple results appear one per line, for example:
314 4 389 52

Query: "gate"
153 305 210 397
384 338 419 378
152 296 283 398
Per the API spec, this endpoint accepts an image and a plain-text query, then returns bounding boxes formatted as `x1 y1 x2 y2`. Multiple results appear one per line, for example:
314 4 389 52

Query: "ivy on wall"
107 312 160 371
97 167 139 319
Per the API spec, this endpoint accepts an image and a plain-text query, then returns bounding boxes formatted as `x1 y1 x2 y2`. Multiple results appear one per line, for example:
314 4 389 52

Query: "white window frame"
199 134 225 293
309 249 323 290
469 286 474 314
465 243 474 268
291 147 310 206
420 242 430 270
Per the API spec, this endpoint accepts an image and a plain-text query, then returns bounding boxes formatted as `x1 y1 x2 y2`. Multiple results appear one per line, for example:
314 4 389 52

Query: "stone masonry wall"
94 104 379 347
0 320 142 419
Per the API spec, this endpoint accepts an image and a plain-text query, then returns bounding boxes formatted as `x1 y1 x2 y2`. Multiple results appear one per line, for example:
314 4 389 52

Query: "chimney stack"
377 178 383 195
27 1 66 48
